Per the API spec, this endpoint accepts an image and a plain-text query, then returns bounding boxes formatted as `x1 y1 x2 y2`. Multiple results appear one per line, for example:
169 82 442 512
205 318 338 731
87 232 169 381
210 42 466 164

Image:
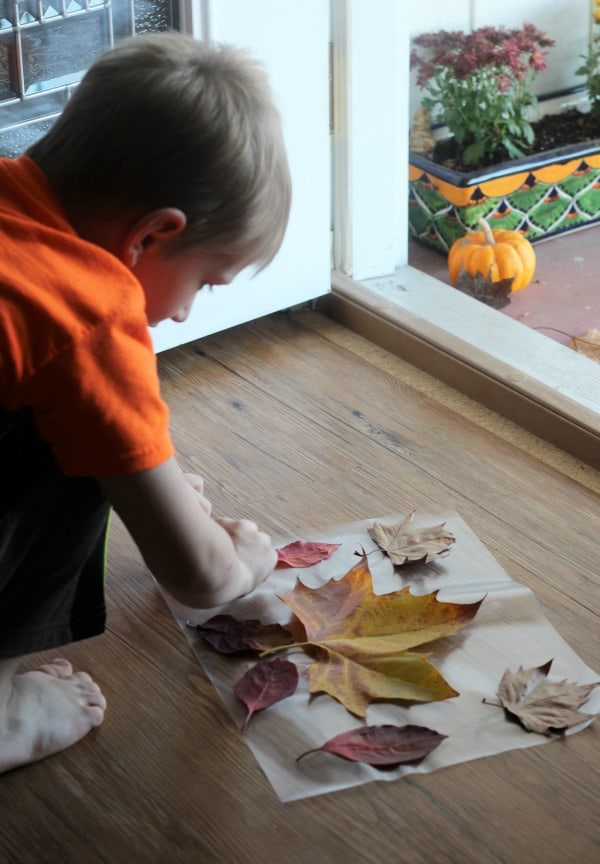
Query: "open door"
0 0 330 353
151 0 331 351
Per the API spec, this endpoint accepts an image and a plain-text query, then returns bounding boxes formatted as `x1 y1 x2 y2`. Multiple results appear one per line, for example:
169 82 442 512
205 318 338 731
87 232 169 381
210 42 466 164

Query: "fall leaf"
276 540 341 568
491 660 600 735
234 658 299 732
189 614 294 654
296 724 447 769
274 552 482 717
569 328 600 362
368 511 455 566
454 270 513 309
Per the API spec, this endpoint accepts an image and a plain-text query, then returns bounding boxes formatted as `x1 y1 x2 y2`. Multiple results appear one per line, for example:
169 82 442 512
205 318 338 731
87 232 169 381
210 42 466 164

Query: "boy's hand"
216 517 277 592
100 458 274 607
182 472 212 515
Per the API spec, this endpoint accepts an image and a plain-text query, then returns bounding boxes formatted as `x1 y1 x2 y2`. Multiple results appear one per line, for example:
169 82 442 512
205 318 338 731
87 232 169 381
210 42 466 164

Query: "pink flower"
455 54 478 79
529 51 547 72
410 23 554 84
499 39 523 69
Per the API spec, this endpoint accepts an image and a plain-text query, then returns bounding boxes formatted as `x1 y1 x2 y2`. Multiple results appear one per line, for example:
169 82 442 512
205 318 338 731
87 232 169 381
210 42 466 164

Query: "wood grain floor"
1 310 598 864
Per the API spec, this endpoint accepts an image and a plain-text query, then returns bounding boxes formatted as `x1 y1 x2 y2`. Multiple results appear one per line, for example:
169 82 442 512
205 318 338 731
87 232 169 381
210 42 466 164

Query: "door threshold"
320 267 599 469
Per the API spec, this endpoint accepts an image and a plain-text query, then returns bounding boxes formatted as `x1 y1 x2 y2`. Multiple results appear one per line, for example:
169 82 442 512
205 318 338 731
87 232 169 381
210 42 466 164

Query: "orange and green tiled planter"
409 141 600 254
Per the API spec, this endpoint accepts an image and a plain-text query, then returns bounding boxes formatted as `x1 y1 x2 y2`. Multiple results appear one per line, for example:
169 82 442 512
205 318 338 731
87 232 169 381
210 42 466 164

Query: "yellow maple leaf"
276 553 483 717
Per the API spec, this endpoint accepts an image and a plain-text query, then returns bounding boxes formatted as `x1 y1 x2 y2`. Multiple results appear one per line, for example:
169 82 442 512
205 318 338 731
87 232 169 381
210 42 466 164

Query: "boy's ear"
122 207 187 266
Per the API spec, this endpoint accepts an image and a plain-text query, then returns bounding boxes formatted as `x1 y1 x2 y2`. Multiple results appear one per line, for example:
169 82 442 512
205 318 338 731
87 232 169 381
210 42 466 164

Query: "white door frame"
177 1 410 289
331 0 409 280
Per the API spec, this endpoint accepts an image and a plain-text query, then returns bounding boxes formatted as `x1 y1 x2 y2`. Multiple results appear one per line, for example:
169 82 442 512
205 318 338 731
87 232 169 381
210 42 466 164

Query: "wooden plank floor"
2 310 598 864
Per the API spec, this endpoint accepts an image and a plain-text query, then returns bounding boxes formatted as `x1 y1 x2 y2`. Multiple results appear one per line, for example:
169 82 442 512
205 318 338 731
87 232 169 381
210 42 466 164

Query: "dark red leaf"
189 614 293 654
296 724 447 769
235 658 299 732
276 540 341 568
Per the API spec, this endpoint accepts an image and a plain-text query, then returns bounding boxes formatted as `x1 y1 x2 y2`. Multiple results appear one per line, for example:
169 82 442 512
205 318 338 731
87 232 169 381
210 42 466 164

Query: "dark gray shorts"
0 408 110 658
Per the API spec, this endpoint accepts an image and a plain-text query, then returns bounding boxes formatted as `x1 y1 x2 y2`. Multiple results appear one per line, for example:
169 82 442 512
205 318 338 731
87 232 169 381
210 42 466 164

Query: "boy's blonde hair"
28 31 291 271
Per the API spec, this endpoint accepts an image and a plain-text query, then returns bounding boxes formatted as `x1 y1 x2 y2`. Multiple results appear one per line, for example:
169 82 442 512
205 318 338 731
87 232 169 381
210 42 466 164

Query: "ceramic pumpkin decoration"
448 217 536 293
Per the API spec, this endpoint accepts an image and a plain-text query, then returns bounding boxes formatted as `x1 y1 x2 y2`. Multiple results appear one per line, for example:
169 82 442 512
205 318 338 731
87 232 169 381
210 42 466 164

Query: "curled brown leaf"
489 660 599 735
569 328 600 362
368 511 455 566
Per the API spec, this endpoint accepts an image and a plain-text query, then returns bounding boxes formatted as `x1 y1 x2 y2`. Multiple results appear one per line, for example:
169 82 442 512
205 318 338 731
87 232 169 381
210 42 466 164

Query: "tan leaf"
409 106 436 157
275 552 482 717
569 328 600 362
368 511 455 566
495 660 599 735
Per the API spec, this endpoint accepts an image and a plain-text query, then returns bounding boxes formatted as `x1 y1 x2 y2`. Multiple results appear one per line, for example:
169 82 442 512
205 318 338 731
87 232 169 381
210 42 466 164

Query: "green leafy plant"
410 23 555 167
575 2 600 117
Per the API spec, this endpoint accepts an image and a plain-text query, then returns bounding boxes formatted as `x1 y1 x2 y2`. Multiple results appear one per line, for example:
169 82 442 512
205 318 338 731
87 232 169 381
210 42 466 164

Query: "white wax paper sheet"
164 513 599 801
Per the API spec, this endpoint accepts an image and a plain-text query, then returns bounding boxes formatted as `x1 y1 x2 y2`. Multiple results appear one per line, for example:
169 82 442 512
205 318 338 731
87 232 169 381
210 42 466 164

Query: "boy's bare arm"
98 457 276 608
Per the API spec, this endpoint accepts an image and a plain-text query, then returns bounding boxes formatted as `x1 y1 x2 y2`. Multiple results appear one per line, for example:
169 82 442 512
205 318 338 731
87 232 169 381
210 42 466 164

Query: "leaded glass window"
0 0 179 155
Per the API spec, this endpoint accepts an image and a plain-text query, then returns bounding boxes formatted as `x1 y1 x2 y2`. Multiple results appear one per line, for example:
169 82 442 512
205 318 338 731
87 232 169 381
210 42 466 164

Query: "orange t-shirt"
0 156 175 476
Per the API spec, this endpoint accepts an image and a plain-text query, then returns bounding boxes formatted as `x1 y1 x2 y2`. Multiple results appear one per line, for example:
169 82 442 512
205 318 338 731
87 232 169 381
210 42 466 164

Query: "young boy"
0 31 291 773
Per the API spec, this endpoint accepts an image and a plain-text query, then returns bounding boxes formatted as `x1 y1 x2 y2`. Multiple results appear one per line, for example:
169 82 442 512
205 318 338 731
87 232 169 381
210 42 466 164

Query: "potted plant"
409 21 600 254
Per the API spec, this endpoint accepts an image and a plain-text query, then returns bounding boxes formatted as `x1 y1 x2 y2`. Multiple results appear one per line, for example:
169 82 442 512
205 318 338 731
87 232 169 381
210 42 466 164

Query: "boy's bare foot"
0 658 106 773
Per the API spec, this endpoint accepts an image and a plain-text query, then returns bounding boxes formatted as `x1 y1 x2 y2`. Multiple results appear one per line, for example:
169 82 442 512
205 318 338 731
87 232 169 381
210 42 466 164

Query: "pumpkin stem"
476 215 495 245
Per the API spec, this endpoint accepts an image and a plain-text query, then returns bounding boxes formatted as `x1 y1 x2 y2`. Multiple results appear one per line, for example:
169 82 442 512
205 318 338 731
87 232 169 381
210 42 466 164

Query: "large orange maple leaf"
277 553 483 717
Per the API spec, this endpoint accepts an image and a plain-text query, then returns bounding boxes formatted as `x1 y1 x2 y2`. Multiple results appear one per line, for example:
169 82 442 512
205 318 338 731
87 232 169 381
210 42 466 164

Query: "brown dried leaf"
495 660 599 735
368 511 455 566
190 614 294 654
296 723 447 769
454 270 513 309
276 540 341 568
277 552 483 717
569 328 600 362
234 658 299 732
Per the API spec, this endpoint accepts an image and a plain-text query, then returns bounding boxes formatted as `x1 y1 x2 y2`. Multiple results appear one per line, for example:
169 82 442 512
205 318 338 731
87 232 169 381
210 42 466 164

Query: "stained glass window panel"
0 0 179 155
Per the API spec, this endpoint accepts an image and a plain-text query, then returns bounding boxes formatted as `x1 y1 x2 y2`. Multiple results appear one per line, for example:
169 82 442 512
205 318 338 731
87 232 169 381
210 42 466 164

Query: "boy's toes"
39 658 73 679
85 703 106 727
83 682 107 711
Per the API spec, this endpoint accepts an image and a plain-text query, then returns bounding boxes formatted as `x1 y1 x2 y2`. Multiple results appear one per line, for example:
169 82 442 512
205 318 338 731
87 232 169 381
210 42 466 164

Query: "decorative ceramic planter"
409 139 600 254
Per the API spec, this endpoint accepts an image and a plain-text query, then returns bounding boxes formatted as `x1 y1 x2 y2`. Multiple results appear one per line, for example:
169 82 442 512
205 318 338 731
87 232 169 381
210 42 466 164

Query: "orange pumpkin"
448 217 536 293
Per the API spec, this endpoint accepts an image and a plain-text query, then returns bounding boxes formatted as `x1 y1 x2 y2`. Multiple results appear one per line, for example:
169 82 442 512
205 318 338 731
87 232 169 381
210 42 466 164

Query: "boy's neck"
65 201 140 260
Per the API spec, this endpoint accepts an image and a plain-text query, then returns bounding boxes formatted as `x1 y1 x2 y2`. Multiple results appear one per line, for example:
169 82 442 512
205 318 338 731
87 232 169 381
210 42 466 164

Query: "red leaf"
276 540 341 568
296 724 447 769
235 658 299 731
189 614 294 654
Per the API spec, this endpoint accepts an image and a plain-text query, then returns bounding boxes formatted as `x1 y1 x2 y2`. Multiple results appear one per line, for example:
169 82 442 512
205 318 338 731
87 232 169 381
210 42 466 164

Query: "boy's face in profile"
133 243 248 327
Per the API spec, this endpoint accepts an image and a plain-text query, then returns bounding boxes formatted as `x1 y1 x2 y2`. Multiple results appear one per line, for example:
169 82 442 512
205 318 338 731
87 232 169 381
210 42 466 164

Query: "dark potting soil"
432 109 600 172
